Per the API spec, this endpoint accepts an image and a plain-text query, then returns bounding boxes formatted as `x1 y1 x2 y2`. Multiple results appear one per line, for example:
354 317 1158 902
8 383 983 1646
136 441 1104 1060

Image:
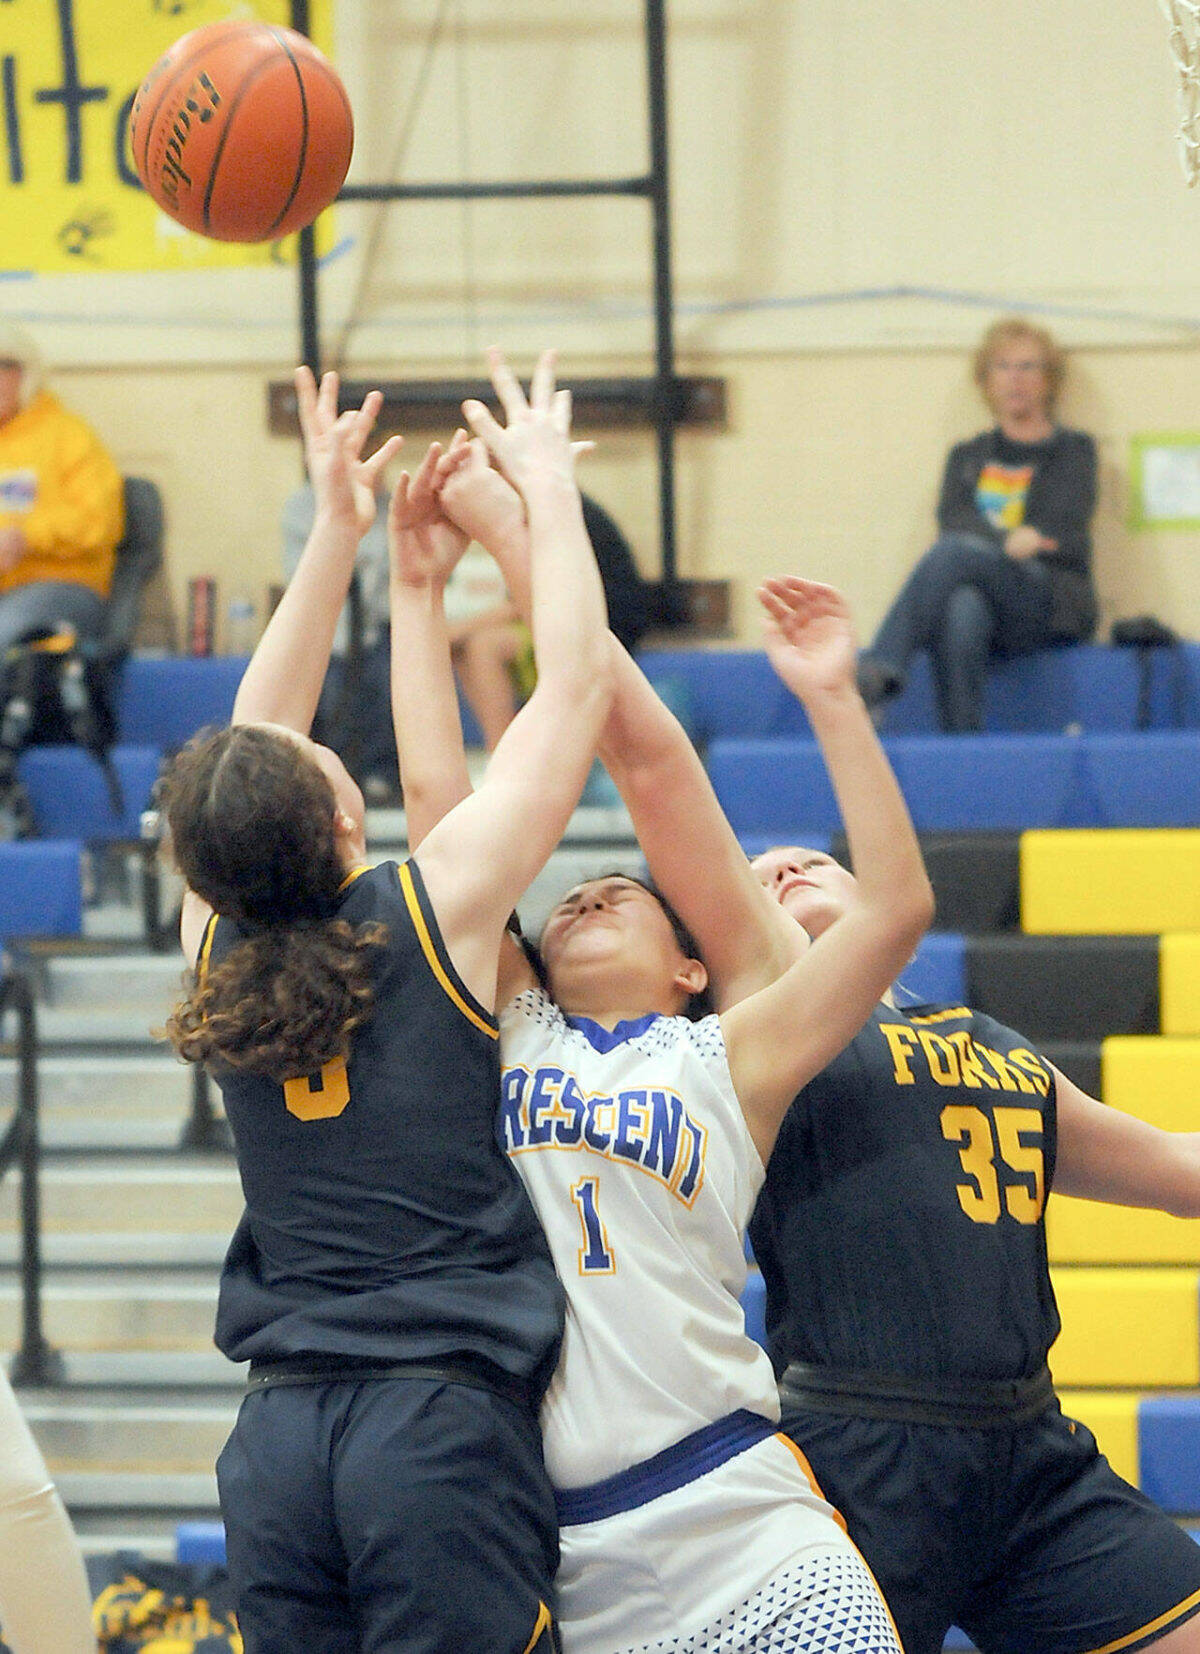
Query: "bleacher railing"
0 966 61 1385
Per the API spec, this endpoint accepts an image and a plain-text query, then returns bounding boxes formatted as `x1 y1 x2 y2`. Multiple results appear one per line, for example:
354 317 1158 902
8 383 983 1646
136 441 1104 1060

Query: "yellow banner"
0 0 339 273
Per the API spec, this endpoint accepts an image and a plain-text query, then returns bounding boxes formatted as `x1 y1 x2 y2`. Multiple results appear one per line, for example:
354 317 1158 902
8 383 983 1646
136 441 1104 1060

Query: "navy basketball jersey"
748 1002 1060 1385
201 860 563 1397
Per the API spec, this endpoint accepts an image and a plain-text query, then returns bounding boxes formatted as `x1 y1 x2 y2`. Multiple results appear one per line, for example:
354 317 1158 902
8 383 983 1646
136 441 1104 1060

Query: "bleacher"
2 638 1199 1614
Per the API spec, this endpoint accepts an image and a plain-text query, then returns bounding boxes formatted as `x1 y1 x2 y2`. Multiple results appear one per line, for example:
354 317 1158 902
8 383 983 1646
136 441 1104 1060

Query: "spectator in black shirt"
857 317 1098 731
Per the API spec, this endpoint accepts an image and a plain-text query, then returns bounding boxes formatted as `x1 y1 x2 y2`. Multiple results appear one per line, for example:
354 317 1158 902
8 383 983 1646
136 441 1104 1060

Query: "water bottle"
225 591 257 656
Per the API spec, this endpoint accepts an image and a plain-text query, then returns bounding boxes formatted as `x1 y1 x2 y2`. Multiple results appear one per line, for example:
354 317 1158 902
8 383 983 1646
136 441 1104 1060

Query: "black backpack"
0 628 122 836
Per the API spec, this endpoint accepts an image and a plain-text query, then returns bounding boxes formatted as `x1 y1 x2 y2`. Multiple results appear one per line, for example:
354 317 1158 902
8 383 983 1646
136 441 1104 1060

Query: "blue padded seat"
898 933 967 1006
17 745 161 841
885 736 1082 832
709 740 842 837
740 1270 767 1351
1139 1393 1200 1513
641 643 1200 742
1079 733 1200 828
117 656 245 748
711 735 1082 837
0 840 83 941
176 1520 227 1565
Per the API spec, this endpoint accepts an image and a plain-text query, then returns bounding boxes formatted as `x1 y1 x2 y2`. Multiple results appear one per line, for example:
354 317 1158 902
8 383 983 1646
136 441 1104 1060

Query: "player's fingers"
486 347 528 420
316 370 340 424
463 398 506 452
551 386 572 436
362 433 404 486
529 349 559 412
411 441 443 497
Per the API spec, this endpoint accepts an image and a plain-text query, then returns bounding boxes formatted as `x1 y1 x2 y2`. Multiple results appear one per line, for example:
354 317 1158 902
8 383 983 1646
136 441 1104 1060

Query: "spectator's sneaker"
855 657 904 709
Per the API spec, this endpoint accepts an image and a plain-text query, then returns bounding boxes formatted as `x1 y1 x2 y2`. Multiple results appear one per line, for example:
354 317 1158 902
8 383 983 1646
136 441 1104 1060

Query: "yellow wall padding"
1056 1389 1142 1486
1047 1195 1200 1265
1049 1267 1199 1387
1101 1037 1200 1129
1021 831 1200 935
1162 935 1200 1036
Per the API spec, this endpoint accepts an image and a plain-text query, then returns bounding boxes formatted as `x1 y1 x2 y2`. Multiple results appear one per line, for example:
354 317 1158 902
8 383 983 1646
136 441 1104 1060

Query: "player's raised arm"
406 350 614 1007
232 367 401 732
387 439 475 851
436 443 804 1009
721 579 934 1161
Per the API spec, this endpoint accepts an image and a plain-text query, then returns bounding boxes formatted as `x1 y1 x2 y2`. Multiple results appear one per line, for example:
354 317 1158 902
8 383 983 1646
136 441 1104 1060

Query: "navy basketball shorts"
217 1375 559 1654
779 1399 1200 1654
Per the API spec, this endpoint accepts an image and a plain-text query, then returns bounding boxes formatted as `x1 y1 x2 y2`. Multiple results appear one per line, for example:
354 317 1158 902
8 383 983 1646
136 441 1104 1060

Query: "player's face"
750 846 858 940
541 876 690 995
0 363 22 426
983 337 1050 422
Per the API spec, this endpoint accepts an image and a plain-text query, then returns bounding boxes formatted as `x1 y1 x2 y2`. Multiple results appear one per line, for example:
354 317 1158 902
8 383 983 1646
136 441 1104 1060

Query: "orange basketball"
130 21 353 243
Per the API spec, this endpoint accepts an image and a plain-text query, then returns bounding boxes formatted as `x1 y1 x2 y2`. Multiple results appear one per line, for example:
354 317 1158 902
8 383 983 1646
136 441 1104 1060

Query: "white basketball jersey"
499 989 781 1489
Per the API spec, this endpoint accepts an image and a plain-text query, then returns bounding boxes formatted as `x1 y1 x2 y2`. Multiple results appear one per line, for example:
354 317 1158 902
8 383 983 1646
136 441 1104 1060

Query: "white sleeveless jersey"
499 989 781 1490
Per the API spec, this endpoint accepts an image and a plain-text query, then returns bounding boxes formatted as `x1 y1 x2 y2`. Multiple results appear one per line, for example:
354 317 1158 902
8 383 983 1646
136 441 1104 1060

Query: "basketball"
129 21 353 243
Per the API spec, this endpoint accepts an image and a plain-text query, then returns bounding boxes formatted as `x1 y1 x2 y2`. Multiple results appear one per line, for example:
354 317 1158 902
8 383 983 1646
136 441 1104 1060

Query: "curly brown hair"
161 725 385 1081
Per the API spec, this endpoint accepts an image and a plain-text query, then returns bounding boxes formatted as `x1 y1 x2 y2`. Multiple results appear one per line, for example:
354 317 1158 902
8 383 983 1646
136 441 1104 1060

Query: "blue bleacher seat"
1139 1393 1200 1512
176 1519 227 1565
712 735 1084 836
898 933 966 1005
740 1270 767 1351
117 656 245 748
709 740 843 837
1079 733 1200 828
0 841 83 941
885 736 1083 832
640 643 1200 742
17 745 161 841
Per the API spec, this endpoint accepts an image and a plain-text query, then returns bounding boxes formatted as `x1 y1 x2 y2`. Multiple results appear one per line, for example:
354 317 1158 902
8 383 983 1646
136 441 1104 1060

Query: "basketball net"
1162 0 1200 183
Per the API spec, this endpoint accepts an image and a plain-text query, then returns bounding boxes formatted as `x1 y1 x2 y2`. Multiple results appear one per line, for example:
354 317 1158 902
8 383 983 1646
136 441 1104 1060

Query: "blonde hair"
972 317 1065 414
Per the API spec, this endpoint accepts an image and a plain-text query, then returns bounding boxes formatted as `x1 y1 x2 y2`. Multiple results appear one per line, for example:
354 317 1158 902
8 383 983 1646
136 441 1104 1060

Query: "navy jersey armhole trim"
399 858 499 1039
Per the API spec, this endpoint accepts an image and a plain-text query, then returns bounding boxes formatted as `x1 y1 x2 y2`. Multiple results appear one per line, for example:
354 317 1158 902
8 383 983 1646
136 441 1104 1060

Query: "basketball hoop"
1162 0 1200 183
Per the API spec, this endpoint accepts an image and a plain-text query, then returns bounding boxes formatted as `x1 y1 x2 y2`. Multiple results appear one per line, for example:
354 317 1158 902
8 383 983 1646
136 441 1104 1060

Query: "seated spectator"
857 316 1098 732
0 324 124 657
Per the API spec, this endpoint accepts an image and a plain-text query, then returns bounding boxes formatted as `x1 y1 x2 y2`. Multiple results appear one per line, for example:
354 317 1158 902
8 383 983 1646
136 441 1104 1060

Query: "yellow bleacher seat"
1101 1036 1200 1128
1021 830 1200 935
1162 934 1200 1036
1047 1194 1200 1265
1049 1267 1199 1387
1055 1389 1141 1486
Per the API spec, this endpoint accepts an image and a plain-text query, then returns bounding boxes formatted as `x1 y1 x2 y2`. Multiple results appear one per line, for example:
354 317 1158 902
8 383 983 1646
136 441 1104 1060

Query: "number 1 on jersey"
571 1178 615 1274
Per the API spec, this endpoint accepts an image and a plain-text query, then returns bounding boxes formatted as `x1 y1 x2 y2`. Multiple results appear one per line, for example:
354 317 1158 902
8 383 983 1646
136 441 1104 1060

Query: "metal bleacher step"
0 1154 243 1234
0 1268 219 1351
0 1052 195 1151
0 1230 231 1270
24 1390 238 1469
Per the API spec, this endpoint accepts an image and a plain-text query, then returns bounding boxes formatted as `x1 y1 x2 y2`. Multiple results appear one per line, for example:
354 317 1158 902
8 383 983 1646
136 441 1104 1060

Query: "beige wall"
57 338 1200 651
10 0 1200 646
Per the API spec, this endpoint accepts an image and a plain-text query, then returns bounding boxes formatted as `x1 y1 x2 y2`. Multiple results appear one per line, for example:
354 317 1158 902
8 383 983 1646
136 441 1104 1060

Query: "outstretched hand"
294 365 403 538
758 577 859 704
388 441 470 588
436 430 528 550
461 348 574 495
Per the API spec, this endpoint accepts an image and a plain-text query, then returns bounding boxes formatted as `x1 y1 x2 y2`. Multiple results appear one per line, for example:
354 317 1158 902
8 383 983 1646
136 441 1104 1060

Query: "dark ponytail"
161 725 385 1081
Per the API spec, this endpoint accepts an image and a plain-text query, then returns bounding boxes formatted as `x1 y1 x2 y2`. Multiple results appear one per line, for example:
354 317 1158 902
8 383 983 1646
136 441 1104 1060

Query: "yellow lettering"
917 1029 960 1085
947 1031 999 1089
994 1107 1045 1222
1008 1048 1051 1098
940 1104 1001 1223
879 1023 921 1084
283 1057 351 1121
975 1043 1035 1093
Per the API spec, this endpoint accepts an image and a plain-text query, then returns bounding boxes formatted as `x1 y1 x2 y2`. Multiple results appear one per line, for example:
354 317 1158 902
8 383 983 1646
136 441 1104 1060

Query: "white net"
1162 0 1200 183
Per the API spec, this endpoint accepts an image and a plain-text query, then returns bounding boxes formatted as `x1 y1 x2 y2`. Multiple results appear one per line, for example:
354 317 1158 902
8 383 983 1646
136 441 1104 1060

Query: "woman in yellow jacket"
0 323 124 655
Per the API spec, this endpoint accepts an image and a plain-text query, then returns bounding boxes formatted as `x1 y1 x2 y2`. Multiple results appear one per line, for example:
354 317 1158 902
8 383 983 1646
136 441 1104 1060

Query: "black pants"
865 534 1056 732
217 1375 559 1653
